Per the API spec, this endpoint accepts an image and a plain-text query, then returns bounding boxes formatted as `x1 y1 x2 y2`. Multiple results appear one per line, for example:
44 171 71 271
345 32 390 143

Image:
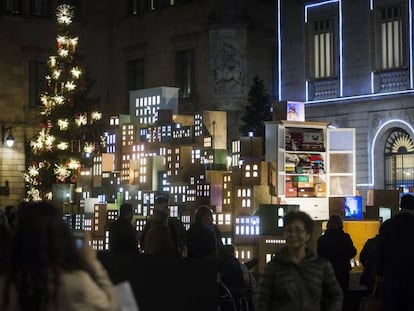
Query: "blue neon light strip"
339 0 343 96
278 0 282 101
410 0 413 88
370 72 374 93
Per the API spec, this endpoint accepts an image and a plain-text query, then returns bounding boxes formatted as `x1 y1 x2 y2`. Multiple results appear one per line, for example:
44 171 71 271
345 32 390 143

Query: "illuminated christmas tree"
24 3 103 201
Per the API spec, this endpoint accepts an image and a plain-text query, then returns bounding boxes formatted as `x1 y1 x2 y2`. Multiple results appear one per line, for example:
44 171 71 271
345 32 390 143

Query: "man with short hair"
377 194 414 311
108 203 138 253
140 196 187 257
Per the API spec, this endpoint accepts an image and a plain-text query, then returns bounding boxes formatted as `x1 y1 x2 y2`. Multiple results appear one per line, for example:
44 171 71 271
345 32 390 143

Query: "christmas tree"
239 75 272 137
24 3 103 202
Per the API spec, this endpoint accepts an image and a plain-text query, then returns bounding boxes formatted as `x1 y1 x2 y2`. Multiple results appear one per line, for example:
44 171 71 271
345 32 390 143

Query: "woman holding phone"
0 201 121 311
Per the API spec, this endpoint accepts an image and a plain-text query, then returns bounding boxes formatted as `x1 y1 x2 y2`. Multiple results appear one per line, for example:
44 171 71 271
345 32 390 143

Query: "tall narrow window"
127 59 145 91
384 129 414 191
380 6 403 70
312 19 334 79
175 49 195 99
28 61 47 107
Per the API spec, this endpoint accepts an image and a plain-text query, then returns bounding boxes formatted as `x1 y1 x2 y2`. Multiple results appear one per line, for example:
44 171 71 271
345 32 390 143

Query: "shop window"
384 129 414 192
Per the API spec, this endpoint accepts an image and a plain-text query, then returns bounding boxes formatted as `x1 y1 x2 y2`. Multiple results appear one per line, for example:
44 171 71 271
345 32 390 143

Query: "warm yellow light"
54 163 71 181
68 159 80 170
65 81 76 91
56 4 74 25
70 37 79 48
75 114 87 126
71 67 82 78
57 142 69 150
49 57 56 67
52 70 61 79
58 119 69 130
91 111 102 121
83 143 95 154
57 35 67 44
53 95 65 105
27 165 40 177
58 49 69 57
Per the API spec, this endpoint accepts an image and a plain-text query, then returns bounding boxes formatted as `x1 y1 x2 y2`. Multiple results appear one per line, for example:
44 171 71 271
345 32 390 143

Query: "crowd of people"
0 193 413 311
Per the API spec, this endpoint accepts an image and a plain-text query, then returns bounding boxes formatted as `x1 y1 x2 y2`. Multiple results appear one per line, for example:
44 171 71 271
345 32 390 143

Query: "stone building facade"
2 0 413 207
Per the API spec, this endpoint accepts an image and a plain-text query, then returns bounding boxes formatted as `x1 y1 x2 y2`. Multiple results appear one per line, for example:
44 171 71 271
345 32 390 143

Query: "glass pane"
329 130 353 151
330 176 354 196
330 154 353 173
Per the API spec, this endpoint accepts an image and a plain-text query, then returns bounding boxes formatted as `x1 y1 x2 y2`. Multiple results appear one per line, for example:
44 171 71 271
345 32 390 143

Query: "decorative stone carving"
210 29 246 96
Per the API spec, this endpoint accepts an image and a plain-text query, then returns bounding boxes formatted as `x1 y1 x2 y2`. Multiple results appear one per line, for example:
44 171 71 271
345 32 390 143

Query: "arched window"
384 129 414 191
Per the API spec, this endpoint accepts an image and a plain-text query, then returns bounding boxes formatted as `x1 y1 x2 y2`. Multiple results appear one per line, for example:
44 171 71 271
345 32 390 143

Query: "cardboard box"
298 181 313 188
297 187 314 197
286 183 297 197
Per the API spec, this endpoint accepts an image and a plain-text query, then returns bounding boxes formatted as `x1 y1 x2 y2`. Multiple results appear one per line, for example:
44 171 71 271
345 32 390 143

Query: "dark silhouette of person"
317 214 357 294
0 213 10 266
218 244 255 311
3 205 15 231
142 210 177 256
108 203 138 254
0 201 120 310
359 234 380 294
377 193 414 311
140 196 186 257
187 206 223 259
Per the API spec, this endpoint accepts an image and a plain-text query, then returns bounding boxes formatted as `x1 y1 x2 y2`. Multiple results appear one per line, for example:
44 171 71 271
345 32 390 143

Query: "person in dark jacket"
142 210 177 256
140 196 187 257
359 234 379 294
187 206 223 259
256 211 343 311
317 214 356 294
108 203 138 254
376 194 414 311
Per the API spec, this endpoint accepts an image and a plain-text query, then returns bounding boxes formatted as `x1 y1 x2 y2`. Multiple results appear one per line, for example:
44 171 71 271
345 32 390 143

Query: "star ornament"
56 4 74 25
54 164 71 181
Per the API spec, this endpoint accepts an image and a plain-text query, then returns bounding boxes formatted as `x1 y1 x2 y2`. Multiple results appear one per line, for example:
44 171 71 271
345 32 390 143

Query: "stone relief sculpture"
210 29 246 96
214 43 243 94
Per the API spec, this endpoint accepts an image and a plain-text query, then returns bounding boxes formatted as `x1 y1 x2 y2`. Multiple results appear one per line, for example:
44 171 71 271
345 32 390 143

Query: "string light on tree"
23 2 104 202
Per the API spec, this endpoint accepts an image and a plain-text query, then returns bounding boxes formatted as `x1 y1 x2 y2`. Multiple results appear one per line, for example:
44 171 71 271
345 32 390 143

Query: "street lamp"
2 126 14 147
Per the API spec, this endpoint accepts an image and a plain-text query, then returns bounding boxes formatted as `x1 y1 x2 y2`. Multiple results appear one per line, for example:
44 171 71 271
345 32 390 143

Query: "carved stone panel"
210 28 246 97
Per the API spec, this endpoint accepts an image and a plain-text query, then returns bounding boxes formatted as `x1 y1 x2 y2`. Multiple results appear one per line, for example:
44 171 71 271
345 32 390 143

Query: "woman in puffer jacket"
256 211 343 311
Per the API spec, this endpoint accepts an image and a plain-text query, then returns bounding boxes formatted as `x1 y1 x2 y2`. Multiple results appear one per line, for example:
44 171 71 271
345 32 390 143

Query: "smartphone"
72 230 85 249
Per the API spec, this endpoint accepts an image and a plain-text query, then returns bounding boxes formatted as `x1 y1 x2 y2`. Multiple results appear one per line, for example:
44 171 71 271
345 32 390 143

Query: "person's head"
400 194 414 211
327 214 343 230
194 206 213 225
154 196 170 216
3 201 91 309
120 203 133 221
283 211 313 249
